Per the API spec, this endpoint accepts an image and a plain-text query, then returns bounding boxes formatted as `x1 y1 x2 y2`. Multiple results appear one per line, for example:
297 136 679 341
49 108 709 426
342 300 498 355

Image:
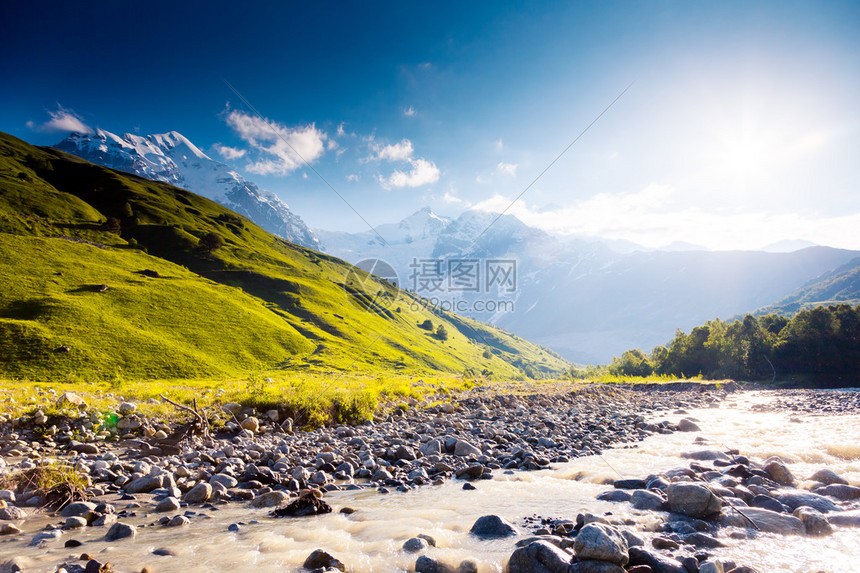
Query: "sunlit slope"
0 132 568 379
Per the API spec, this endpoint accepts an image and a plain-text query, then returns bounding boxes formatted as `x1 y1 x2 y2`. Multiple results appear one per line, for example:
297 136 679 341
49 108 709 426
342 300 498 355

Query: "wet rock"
507 540 573 573
813 484 860 501
271 491 332 517
250 491 290 508
303 549 345 572
415 555 455 573
631 489 665 511
681 532 724 548
677 418 701 432
613 478 647 489
573 523 628 565
64 516 88 529
698 561 725 573
775 491 839 513
828 510 860 527
0 523 22 535
403 537 429 553
152 547 176 556
718 506 804 535
470 514 518 538
105 522 136 541
750 494 785 513
569 562 627 573
793 507 832 536
29 529 62 546
808 468 847 486
184 483 212 504
667 482 722 518
763 459 794 486
0 506 27 520
681 450 729 461
155 497 180 512
61 501 98 518
597 490 631 502
168 515 190 527
627 547 687 573
458 559 478 573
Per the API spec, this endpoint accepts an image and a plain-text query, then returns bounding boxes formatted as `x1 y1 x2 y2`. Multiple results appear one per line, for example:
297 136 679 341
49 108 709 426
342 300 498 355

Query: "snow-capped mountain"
319 207 860 364
54 129 320 249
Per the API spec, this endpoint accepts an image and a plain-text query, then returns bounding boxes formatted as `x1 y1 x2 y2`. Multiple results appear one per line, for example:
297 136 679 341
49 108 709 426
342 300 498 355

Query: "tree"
418 319 433 331
102 217 121 234
435 324 449 341
199 232 224 253
609 348 652 377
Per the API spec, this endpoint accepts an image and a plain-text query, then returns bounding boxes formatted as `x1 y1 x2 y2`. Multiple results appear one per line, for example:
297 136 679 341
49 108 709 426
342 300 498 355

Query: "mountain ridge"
54 129 321 250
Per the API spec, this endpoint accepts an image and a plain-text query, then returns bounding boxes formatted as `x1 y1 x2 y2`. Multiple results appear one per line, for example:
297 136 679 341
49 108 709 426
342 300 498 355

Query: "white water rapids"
5 390 860 572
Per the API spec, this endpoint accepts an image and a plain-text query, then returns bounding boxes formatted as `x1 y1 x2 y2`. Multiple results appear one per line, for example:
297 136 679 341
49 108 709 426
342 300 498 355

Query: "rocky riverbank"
0 381 737 571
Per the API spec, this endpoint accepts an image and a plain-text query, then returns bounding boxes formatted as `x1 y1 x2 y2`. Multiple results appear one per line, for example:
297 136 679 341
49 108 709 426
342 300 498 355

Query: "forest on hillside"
605 304 860 383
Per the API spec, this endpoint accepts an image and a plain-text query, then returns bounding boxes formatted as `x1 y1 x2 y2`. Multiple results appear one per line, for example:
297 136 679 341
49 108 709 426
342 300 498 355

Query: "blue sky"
2 1 859 249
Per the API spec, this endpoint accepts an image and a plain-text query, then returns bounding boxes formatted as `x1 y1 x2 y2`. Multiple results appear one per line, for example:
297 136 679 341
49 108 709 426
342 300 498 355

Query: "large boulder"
415 555 455 573
793 507 833 536
764 459 795 486
454 440 482 458
125 475 162 494
667 482 722 518
470 515 518 538
627 547 687 573
808 468 848 486
718 506 804 535
250 491 290 508
573 523 628 565
57 392 87 409
507 540 573 573
303 549 345 571
184 482 213 504
105 522 136 541
775 491 839 513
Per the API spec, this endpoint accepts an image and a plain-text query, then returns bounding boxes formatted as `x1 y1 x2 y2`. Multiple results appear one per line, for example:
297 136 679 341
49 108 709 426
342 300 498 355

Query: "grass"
0 460 89 509
0 131 569 382
0 372 475 429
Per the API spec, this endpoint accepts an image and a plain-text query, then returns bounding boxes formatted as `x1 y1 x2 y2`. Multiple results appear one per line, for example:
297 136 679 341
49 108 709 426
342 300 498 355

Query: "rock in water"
569 562 627 573
507 540 573 573
415 555 455 573
183 483 212 504
764 459 795 486
573 523 629 565
718 507 804 535
469 515 518 538
303 549 345 572
667 482 722 518
793 507 833 536
627 547 687 573
271 491 332 518
105 522 136 541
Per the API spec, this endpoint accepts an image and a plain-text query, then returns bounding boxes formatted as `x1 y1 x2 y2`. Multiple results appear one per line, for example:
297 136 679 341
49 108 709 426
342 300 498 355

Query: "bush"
199 232 224 253
435 324 449 341
418 319 433 331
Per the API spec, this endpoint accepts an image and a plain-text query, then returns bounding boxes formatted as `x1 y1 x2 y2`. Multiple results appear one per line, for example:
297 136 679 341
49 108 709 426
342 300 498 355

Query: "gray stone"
793 507 832 536
631 489 664 511
303 549 345 571
64 516 88 529
454 440 482 457
184 482 213 503
718 506 804 535
698 561 725 573
61 501 97 518
808 468 848 486
569 562 626 573
126 475 162 494
250 491 290 508
470 514 518 538
155 497 181 512
597 490 631 502
667 482 722 518
0 507 27 520
764 460 795 486
420 439 443 456
828 510 860 527
403 537 429 553
29 529 62 546
627 547 687 573
680 450 729 461
118 402 136 415
105 521 136 541
458 559 478 573
775 491 839 513
814 484 860 500
415 555 455 573
210 474 238 489
168 515 190 527
573 523 628 565
677 418 701 432
507 540 573 573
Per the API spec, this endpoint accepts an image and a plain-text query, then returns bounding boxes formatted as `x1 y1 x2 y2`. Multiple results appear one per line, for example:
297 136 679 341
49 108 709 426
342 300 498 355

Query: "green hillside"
756 256 860 316
0 132 568 380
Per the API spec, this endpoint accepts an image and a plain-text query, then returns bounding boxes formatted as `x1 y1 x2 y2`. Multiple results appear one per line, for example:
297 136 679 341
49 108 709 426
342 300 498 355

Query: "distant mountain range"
320 207 860 363
55 128 858 365
755 256 860 315
55 130 320 249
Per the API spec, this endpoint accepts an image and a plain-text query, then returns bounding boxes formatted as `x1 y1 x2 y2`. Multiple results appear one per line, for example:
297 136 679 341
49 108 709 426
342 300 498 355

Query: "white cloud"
27 106 92 134
471 184 860 250
403 106 416 117
346 174 359 182
497 162 518 176
443 191 468 205
379 158 440 189
495 139 504 150
372 138 414 162
224 109 326 176
213 144 246 160
336 123 346 137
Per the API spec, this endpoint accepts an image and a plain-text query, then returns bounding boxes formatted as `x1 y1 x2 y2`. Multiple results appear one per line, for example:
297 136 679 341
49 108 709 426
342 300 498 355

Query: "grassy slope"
0 132 568 380
756 256 860 316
